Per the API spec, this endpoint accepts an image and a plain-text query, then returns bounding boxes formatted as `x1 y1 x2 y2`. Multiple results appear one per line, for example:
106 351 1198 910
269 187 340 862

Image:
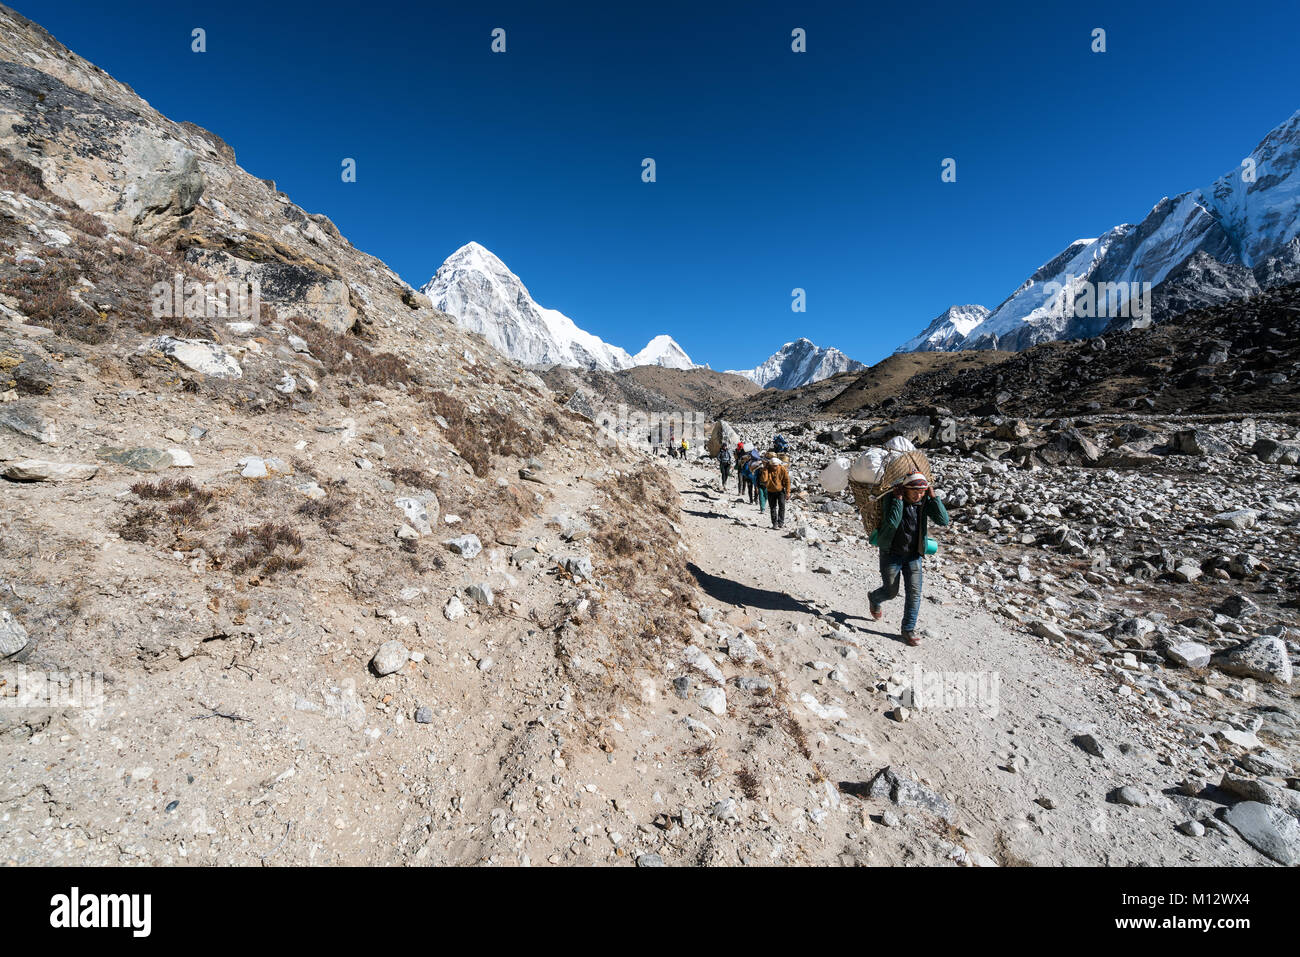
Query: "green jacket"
876 493 950 557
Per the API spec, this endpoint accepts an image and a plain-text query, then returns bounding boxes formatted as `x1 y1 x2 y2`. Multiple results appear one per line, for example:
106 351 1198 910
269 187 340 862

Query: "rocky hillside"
718 350 1013 422
0 5 838 867
884 281 1300 420
539 363 757 420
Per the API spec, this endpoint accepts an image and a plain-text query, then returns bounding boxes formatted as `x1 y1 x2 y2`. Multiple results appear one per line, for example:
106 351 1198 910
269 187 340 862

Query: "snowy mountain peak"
420 243 636 371
895 304 991 353
632 334 696 369
727 338 865 389
895 109 1300 353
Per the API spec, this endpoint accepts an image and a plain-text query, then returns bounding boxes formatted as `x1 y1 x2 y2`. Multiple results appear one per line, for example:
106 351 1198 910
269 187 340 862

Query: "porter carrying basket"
848 449 933 534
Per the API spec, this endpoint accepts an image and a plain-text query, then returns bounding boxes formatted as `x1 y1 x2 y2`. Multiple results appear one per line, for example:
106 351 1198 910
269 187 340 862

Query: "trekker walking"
718 444 732 490
751 451 767 513
680 438 688 460
762 454 790 528
868 472 949 646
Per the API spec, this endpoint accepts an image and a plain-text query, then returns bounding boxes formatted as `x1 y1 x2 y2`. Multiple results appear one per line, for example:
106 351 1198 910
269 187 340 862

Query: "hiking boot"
902 630 920 646
870 602 883 620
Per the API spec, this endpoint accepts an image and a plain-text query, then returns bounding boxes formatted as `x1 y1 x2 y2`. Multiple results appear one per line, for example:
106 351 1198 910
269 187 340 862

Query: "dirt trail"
668 457 1272 866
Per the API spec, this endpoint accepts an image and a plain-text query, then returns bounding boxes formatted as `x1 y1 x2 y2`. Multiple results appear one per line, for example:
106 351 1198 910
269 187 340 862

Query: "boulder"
1171 429 1234 457
865 766 956 822
1213 637 1292 685
95 446 174 472
0 609 29 658
443 534 482 559
1251 438 1300 465
2 459 98 482
370 640 409 676
1222 801 1300 866
147 337 242 379
706 419 740 458
1214 509 1259 531
1164 641 1211 669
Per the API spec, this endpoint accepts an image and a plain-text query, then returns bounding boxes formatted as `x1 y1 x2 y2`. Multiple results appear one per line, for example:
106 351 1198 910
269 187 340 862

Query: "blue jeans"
869 551 923 633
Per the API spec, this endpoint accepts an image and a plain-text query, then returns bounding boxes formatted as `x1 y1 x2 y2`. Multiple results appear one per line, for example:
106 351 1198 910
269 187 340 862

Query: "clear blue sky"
13 0 1300 368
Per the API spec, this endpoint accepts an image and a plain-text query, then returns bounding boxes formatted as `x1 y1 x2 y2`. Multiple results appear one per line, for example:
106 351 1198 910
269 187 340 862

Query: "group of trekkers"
715 433 791 529
707 430 948 647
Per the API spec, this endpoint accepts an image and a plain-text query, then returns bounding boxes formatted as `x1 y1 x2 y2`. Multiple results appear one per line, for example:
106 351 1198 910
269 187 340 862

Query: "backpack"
719 448 732 464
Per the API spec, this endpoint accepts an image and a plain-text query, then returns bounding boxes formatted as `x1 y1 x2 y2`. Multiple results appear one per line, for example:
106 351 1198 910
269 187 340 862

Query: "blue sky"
13 0 1300 368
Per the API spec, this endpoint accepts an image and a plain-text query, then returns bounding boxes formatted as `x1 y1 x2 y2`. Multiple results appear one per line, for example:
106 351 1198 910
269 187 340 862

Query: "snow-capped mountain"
420 243 699 373
632 334 697 370
727 338 865 389
420 242 635 371
897 109 1300 352
895 304 990 353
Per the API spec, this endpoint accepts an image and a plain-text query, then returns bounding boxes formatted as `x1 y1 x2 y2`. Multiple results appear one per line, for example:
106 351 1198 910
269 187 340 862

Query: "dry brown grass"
223 522 306 576
425 390 544 478
286 316 420 388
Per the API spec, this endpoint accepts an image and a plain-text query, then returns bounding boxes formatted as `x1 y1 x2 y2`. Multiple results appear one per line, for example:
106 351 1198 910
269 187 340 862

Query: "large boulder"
1044 427 1103 465
1170 429 1234 457
146 337 242 379
1252 438 1300 465
706 419 740 458
1222 801 1300 866
1213 637 1292 685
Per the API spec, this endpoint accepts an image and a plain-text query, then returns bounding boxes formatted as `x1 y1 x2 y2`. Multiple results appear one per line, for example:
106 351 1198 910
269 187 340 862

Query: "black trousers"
768 491 786 526
720 463 730 486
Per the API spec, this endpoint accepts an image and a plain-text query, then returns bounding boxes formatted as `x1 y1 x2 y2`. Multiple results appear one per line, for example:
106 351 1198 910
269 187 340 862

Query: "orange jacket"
761 462 790 494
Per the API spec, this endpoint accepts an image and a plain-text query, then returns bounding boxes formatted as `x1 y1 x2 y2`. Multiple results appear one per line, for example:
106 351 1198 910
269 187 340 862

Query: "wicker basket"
848 479 885 533
848 450 934 534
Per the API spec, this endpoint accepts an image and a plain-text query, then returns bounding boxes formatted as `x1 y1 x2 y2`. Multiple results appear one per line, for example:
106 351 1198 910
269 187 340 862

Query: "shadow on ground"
687 562 818 615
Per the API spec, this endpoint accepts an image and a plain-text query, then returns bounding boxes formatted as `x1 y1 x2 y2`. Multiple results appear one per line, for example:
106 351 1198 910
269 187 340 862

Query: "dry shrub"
117 479 217 543
286 316 419 387
427 390 543 478
68 208 107 237
224 522 306 576
130 477 212 504
386 465 431 488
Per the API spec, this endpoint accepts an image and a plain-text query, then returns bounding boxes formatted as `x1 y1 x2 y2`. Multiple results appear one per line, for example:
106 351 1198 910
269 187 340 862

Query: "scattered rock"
2 459 98 482
444 535 482 559
0 609 29 658
370 640 409 676
1222 801 1300 866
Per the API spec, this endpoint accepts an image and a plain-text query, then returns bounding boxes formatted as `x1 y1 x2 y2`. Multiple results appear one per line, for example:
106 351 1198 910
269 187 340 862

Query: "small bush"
224 522 306 576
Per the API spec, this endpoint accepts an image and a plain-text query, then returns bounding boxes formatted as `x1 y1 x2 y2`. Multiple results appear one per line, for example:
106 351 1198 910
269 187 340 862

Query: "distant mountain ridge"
726 338 866 389
898 110 1300 353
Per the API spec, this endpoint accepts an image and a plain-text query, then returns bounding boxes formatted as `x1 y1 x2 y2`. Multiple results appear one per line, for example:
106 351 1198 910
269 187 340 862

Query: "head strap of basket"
847 450 934 534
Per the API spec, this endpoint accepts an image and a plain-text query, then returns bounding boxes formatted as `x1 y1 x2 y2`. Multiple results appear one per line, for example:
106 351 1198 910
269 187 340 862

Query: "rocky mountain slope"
898 110 1300 353
727 337 866 389
895 304 990 353
0 4 829 867
539 363 757 421
720 280 1299 423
